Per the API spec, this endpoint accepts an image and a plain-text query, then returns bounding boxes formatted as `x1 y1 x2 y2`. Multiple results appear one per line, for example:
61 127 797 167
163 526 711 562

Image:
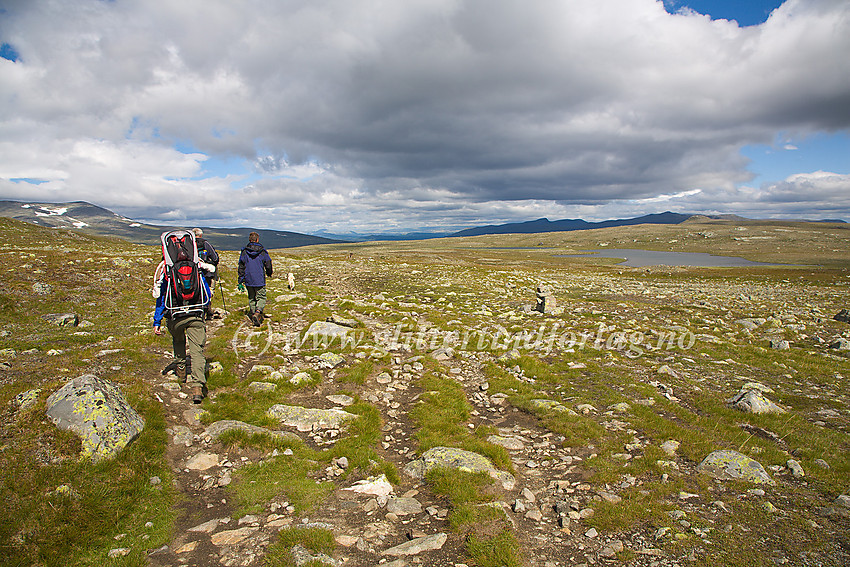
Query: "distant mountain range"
0 200 343 250
449 211 698 237
1 200 843 247
314 212 703 241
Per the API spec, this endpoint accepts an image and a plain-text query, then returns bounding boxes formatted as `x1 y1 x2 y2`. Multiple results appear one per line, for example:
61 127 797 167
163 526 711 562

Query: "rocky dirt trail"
141 305 682 567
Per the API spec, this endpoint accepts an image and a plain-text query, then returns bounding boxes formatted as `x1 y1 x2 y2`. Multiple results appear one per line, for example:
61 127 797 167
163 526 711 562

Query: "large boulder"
46 375 145 461
404 446 515 490
696 449 774 485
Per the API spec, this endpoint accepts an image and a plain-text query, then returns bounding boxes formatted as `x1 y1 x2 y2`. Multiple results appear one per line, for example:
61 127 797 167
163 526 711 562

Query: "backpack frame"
160 230 210 316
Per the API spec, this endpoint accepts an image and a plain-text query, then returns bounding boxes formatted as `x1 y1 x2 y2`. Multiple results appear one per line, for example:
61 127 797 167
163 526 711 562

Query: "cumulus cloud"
0 0 848 232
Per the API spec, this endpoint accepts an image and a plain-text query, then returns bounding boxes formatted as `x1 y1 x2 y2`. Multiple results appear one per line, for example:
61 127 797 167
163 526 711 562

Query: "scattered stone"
833 309 850 323
248 364 275 376
210 527 256 546
486 435 525 451
10 388 41 414
382 533 447 557
267 404 357 432
727 388 785 414
404 446 516 490
290 371 313 386
327 394 355 406
598 491 622 504
291 543 338 566
829 338 850 350
770 339 790 350
530 399 576 415
203 419 301 443
387 496 423 516
45 374 145 461
249 381 277 393
32 282 53 295
188 518 221 533
171 425 193 447
41 313 80 327
342 474 394 497
327 313 359 328
787 459 805 478
432 346 455 361
661 440 680 456
107 548 131 558
304 321 352 341
317 352 345 368
697 450 775 485
185 451 219 471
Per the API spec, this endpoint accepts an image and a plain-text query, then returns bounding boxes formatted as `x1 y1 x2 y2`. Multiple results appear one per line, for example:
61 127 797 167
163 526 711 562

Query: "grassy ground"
1 216 848 566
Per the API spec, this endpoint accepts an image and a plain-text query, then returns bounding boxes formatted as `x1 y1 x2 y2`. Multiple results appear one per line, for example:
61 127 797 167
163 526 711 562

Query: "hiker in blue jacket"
238 231 273 326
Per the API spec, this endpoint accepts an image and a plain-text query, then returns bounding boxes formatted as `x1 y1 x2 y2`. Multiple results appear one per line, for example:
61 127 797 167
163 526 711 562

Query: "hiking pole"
219 278 227 312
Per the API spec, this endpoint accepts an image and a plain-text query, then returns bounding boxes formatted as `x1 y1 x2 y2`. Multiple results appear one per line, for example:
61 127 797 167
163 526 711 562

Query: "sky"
0 0 848 235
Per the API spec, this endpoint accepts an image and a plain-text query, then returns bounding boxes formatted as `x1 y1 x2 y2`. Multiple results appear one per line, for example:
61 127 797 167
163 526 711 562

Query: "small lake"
561 249 780 267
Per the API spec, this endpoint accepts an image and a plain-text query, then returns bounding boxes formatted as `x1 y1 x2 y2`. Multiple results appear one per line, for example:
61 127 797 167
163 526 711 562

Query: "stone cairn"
536 284 557 314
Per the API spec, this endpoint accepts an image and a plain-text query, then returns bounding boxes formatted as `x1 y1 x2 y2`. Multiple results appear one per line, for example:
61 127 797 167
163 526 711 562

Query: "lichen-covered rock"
404 446 516 490
41 313 80 327
530 399 577 416
696 449 774 485
289 371 313 386
203 419 301 443
45 375 145 461
267 404 356 432
11 388 41 414
727 389 785 414
317 352 345 368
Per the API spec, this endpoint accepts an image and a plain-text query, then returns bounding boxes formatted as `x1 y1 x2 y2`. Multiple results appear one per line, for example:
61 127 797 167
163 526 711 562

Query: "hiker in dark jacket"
237 231 273 326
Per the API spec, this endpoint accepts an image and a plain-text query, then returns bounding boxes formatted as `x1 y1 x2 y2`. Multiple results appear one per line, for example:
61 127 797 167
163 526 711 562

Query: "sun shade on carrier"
160 230 210 315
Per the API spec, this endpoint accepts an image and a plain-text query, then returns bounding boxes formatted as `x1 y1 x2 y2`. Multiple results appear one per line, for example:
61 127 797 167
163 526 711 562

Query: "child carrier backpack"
160 230 210 316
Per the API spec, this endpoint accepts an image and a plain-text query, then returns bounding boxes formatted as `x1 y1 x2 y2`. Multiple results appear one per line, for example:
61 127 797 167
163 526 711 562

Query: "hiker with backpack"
193 228 219 319
237 231 273 327
152 230 214 404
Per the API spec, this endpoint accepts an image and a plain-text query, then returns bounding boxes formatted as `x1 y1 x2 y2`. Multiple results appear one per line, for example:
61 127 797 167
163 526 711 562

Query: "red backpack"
160 230 209 316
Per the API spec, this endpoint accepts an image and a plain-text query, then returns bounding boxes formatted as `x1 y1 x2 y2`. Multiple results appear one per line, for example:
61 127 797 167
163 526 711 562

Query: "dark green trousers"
247 285 267 313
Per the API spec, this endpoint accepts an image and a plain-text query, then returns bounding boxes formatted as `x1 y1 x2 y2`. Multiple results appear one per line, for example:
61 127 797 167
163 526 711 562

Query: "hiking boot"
191 386 204 404
175 364 187 383
252 310 262 327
